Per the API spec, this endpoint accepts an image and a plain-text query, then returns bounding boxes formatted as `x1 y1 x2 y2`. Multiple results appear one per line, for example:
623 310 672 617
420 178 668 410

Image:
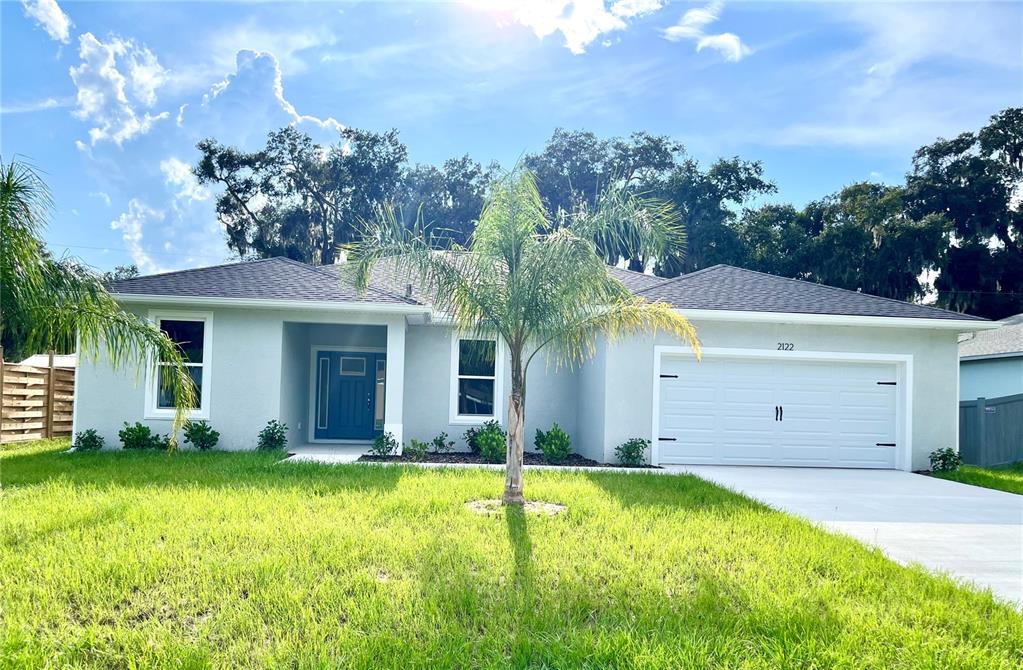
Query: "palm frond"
528 297 701 373
1 159 196 446
569 178 685 269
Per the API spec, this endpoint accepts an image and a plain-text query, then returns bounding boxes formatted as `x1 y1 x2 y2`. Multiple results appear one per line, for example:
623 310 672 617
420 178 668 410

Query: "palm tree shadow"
504 505 533 584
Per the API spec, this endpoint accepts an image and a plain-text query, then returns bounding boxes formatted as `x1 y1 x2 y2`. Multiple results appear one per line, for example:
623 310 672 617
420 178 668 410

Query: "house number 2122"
777 342 795 351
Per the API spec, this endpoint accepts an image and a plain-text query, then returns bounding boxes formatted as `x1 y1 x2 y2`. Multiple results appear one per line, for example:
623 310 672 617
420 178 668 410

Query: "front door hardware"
658 437 677 441
660 374 678 379
876 443 896 447
876 381 897 386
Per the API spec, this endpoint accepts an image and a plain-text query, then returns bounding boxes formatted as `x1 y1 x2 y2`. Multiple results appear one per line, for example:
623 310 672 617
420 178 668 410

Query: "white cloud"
695 32 748 62
160 157 209 203
110 199 164 273
88 191 111 206
184 49 343 147
124 44 167 107
0 96 69 114
485 0 663 55
843 2 1019 100
69 33 170 145
164 24 336 95
769 2 1020 149
662 1 750 62
21 0 72 43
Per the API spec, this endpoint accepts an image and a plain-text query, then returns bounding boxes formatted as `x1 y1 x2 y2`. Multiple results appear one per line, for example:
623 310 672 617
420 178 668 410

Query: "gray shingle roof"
960 314 1023 358
108 257 415 305
110 258 982 323
608 266 667 293
636 264 987 321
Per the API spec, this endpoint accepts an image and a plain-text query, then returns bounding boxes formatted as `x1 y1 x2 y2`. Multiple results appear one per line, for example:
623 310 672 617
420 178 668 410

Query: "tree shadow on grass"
582 469 766 514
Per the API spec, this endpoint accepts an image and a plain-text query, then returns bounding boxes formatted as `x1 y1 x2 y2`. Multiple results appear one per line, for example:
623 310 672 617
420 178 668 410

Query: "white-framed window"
145 311 213 419
449 333 503 424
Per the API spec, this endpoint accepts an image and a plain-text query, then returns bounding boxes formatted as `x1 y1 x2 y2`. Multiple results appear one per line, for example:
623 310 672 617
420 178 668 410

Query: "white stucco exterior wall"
401 324 580 450
77 305 284 450
76 304 408 450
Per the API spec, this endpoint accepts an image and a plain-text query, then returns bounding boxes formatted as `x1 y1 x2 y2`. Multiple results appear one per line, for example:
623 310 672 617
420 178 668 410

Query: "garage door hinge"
659 374 678 379
658 437 677 441
876 443 896 447
876 381 897 385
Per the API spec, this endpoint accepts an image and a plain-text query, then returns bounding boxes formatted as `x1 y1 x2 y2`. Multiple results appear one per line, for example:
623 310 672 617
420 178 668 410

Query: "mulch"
357 451 660 469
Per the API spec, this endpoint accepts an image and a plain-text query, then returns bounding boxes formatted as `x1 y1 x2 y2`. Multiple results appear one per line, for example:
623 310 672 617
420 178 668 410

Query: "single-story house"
75 258 996 471
959 313 1023 400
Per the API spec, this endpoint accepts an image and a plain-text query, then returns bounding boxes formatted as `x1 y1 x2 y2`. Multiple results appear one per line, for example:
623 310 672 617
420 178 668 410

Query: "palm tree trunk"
503 353 526 505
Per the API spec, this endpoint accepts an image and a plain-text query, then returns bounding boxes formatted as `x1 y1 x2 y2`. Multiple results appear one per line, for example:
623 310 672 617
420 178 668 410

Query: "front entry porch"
280 318 405 450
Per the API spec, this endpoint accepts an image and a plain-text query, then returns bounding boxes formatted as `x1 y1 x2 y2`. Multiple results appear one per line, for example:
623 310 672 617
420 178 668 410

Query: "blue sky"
2 0 1020 274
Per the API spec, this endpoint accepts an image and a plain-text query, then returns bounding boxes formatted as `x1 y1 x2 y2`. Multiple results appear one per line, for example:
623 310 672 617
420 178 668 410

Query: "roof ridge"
609 264 664 279
634 264 725 296
640 264 987 321
311 259 422 306
109 256 281 283
722 264 987 321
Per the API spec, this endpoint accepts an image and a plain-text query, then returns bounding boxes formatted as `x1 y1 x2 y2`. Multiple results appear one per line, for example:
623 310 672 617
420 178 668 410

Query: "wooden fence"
0 349 75 444
959 393 1023 467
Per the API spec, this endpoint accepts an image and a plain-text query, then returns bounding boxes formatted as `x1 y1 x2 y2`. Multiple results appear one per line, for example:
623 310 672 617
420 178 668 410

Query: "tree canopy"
191 106 1022 319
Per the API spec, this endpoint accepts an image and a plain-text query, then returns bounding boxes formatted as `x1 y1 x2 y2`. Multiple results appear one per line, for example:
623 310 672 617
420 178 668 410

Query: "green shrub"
404 438 429 461
369 431 398 457
118 422 167 450
183 420 220 451
72 428 104 452
463 426 481 454
257 420 288 451
929 447 963 473
615 438 649 467
534 423 571 464
431 431 454 454
477 422 506 464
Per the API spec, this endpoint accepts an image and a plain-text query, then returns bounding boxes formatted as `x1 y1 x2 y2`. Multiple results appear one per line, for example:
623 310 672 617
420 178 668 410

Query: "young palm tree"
348 169 700 504
0 159 196 444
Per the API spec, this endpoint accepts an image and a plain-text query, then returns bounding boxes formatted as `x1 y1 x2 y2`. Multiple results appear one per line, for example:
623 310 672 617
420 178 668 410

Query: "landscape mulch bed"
357 451 660 469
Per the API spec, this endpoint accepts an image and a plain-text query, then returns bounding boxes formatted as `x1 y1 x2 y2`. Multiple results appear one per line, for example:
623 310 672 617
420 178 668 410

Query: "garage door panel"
658 355 899 469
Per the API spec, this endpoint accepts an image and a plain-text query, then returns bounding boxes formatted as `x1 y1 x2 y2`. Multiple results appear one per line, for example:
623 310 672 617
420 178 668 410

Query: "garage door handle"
774 406 779 421
780 406 783 421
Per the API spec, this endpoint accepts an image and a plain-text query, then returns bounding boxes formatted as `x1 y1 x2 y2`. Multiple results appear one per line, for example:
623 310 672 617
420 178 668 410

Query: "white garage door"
656 355 899 469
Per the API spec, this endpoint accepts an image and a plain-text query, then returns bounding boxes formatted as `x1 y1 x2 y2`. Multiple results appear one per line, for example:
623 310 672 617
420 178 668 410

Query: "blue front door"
314 351 384 440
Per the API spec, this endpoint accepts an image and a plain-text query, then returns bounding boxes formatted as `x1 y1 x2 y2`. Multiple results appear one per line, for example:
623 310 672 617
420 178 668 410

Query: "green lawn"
933 462 1023 495
1 440 1020 669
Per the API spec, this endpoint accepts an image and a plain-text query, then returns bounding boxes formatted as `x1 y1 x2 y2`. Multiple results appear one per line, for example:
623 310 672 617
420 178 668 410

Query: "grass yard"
932 462 1023 496
1 440 1021 669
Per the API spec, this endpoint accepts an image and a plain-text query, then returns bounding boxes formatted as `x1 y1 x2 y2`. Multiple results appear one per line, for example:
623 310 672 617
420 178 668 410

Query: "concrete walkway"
668 465 1023 606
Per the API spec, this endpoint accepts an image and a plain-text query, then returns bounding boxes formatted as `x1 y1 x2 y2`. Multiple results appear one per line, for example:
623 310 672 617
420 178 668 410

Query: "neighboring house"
959 313 1023 400
75 258 995 471
17 353 77 368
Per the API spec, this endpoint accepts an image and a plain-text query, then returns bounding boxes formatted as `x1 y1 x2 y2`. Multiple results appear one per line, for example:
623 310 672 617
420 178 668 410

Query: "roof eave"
111 292 431 314
673 308 997 330
960 351 1023 361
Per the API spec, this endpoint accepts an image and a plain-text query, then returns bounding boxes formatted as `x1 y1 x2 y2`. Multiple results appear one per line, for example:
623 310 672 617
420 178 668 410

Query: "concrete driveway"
668 466 1023 606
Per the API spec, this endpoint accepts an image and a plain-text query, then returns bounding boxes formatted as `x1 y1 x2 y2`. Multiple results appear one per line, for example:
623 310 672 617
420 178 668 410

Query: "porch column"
384 316 406 450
